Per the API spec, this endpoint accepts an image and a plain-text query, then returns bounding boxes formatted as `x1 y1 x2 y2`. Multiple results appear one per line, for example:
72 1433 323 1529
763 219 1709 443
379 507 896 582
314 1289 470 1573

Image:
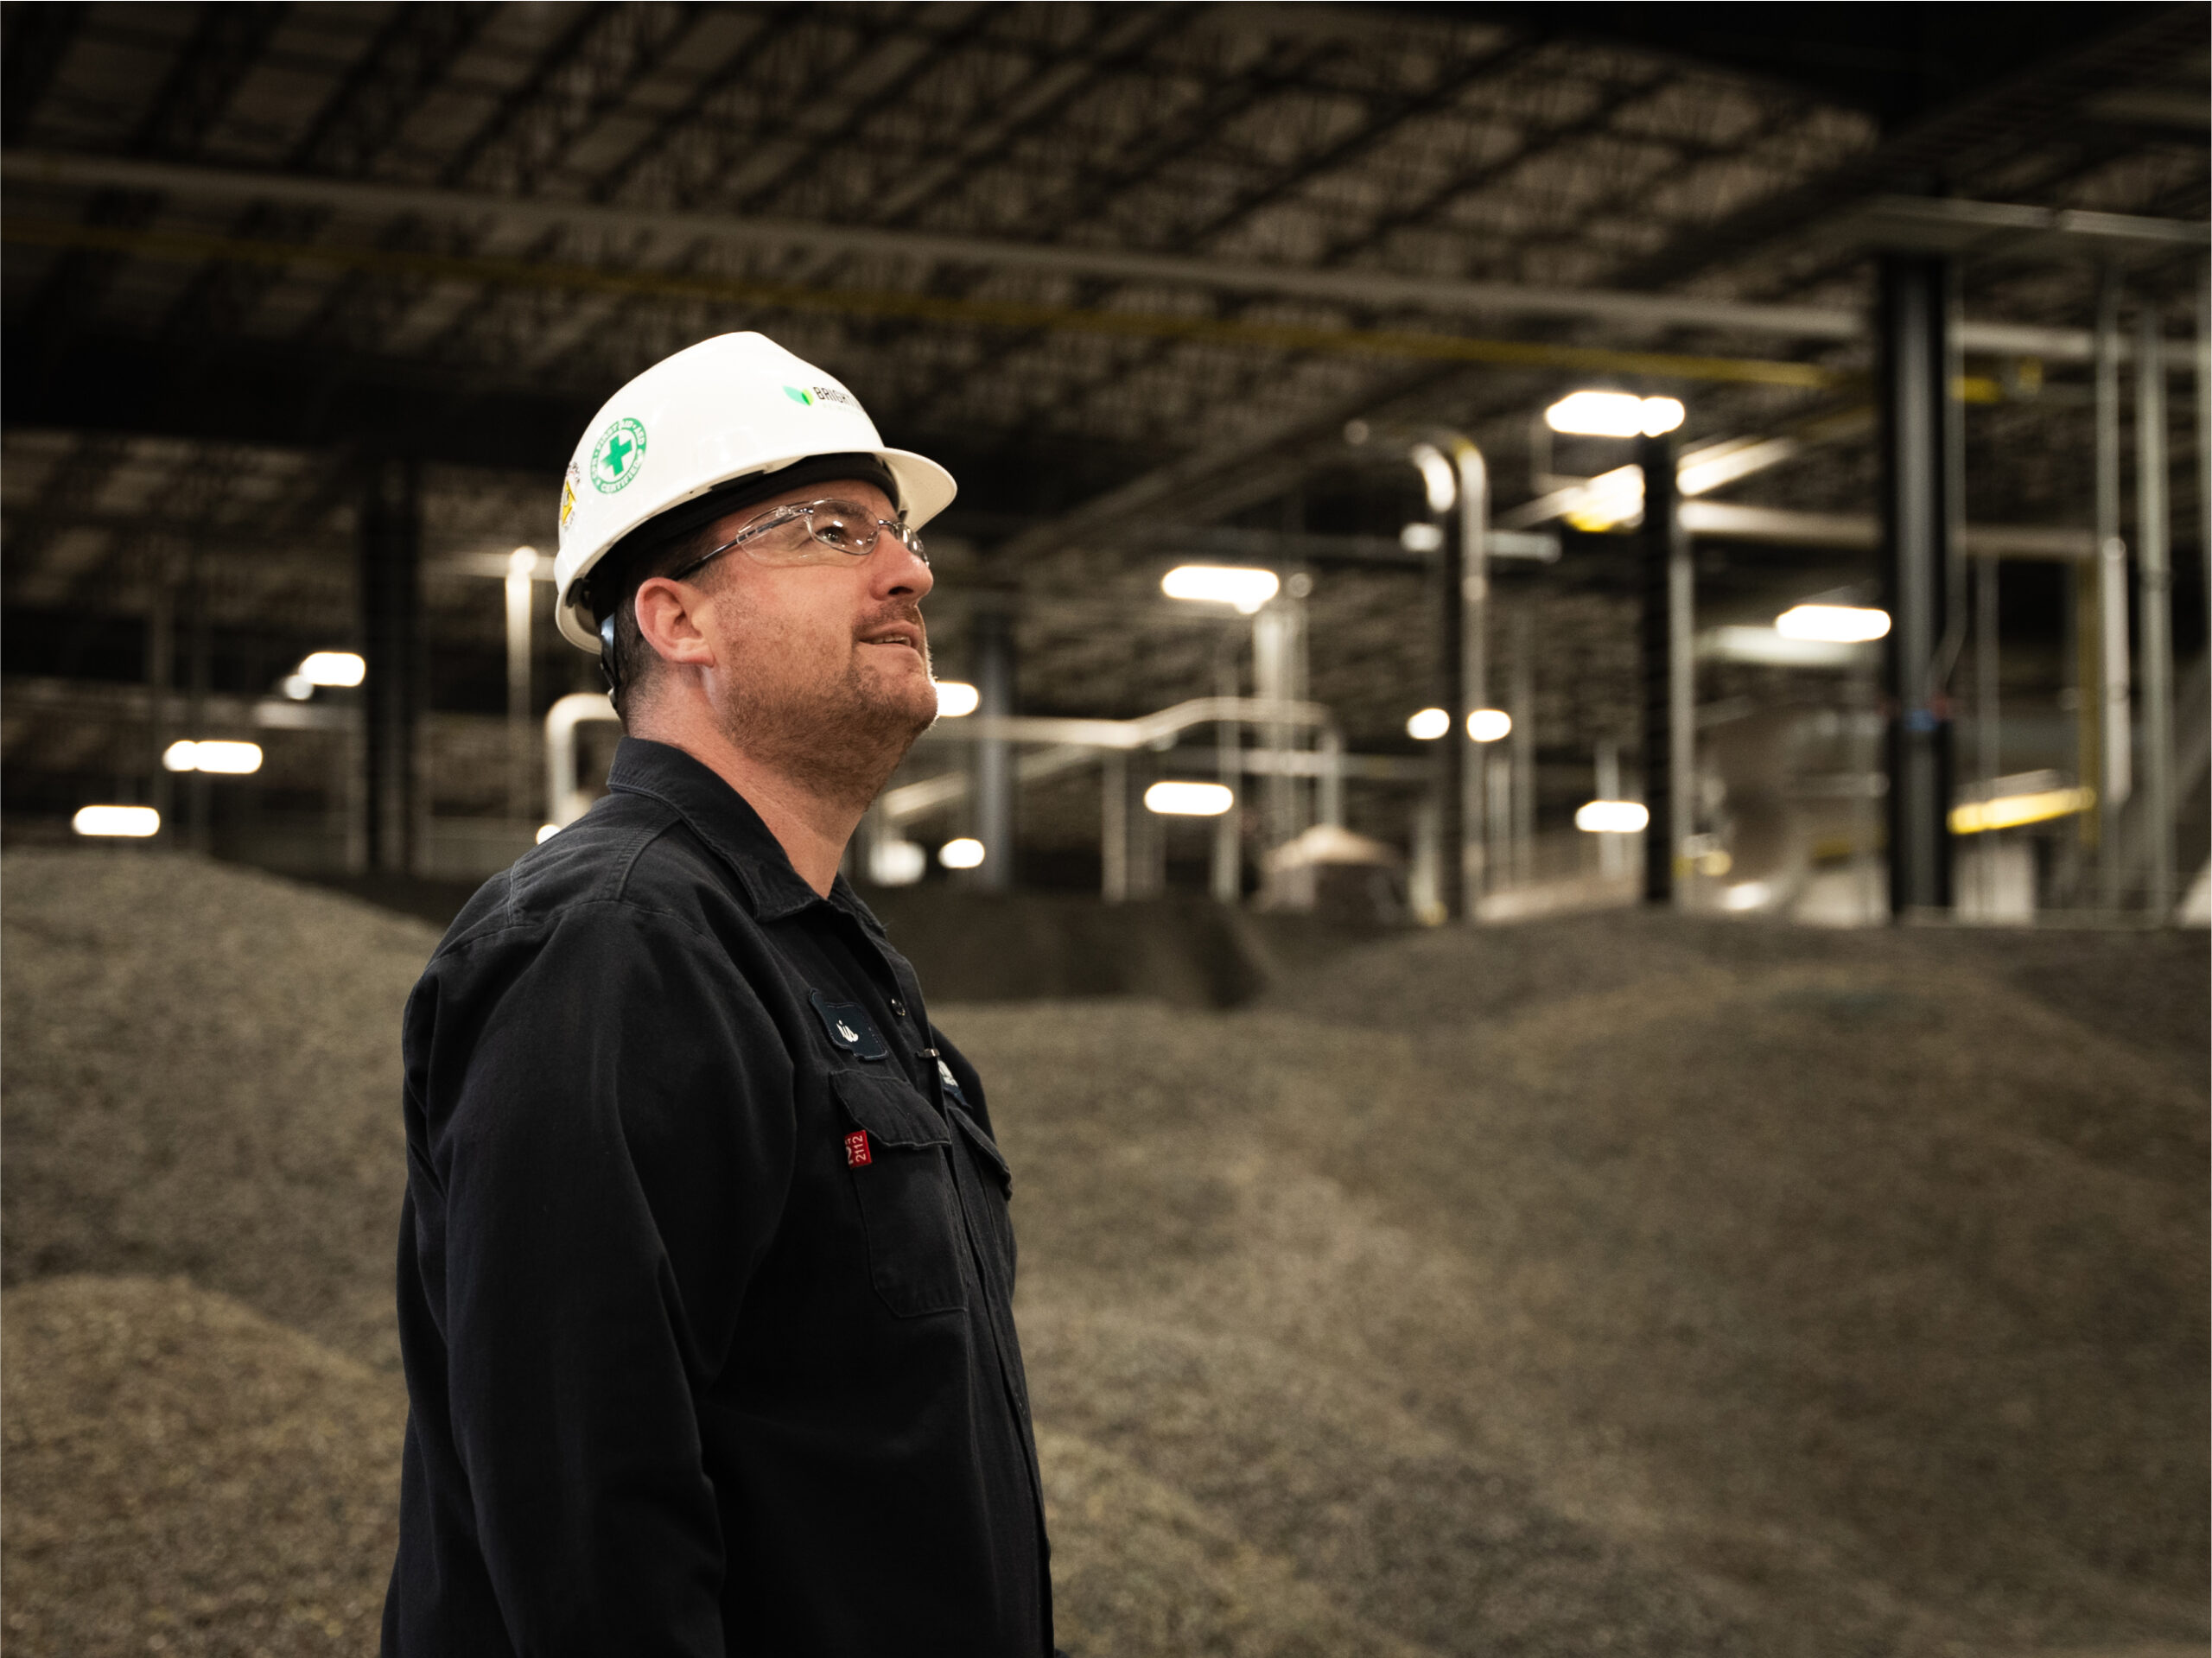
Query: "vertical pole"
2137 306 2175 915
1100 751 1128 902
1974 554 2001 912
1595 739 1624 878
360 456 423 876
1510 611 1535 885
1878 253 1958 915
147 551 174 847
505 549 535 825
1668 529 1694 906
1211 655 1241 903
1131 752 1165 900
1457 443 1490 913
1254 605 1295 854
2197 265 2212 655
186 540 210 855
971 600 1015 893
2094 270 2133 905
1433 513 1465 920
1637 432 1682 905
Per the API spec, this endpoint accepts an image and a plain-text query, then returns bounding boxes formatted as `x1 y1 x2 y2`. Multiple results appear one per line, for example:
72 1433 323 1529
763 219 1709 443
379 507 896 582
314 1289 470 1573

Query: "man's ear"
632 576 720 670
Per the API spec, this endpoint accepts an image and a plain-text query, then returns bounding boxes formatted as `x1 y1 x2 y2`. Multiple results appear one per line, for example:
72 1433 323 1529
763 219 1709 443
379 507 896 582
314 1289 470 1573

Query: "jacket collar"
604 736 889 935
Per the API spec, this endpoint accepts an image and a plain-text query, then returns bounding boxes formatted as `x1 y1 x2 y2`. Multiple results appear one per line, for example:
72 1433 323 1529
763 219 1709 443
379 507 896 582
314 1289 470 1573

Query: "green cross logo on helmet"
589 417 648 493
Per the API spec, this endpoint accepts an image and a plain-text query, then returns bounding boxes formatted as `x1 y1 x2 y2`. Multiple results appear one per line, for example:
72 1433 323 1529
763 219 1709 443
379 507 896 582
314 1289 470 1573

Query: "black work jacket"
383 737 1051 1658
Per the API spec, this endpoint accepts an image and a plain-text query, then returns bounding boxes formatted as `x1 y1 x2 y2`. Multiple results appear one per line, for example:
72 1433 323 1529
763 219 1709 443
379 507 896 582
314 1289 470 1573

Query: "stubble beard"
715 612 938 816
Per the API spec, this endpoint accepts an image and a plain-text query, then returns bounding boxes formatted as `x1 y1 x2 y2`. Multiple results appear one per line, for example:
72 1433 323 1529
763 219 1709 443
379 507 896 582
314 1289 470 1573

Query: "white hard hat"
553 332 957 653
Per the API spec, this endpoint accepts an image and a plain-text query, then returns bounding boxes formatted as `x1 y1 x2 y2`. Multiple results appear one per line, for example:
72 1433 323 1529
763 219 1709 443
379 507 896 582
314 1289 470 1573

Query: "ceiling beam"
16 147 2179 361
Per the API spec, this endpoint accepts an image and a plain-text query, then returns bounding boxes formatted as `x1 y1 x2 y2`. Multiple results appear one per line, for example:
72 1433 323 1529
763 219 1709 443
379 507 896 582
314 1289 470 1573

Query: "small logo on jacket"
844 1130 873 1168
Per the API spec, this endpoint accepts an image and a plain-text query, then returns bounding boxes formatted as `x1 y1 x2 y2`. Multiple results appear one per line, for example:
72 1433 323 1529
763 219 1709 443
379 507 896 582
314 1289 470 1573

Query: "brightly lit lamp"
1775 604 1891 643
73 804 161 837
1545 391 1685 439
1160 565 1281 614
284 650 367 700
939 837 986 869
1144 781 1234 816
1575 800 1649 834
1466 709 1511 743
934 680 981 717
162 740 264 775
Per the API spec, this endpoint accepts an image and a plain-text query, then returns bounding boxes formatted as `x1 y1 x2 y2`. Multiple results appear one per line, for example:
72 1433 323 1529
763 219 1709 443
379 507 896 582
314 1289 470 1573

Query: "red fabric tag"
844 1129 872 1168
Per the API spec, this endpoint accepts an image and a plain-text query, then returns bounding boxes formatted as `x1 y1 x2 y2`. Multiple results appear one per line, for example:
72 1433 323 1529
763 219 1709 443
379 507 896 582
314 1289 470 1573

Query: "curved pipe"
543 691 620 828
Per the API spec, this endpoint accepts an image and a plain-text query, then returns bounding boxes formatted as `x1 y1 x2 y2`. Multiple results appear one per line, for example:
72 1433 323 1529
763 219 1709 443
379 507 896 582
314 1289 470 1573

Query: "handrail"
886 696 1342 827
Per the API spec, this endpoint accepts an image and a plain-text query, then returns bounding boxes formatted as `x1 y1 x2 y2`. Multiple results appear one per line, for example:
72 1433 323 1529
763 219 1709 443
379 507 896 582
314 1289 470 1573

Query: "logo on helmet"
589 417 648 494
784 384 856 410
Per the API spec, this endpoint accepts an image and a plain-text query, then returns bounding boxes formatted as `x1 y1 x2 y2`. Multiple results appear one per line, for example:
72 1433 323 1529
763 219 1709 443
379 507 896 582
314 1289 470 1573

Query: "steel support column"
969 600 1015 893
146 553 173 846
360 456 422 876
1638 432 1691 906
1433 515 1465 920
1510 611 1535 885
2094 271 2132 905
2198 266 2212 655
1101 751 1128 902
1878 254 1957 915
2136 305 2175 914
1456 443 1490 912
505 549 534 823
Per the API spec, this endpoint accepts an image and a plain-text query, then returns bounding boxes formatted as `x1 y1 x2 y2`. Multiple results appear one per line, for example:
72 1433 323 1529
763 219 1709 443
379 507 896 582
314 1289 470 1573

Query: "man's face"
685 477 938 807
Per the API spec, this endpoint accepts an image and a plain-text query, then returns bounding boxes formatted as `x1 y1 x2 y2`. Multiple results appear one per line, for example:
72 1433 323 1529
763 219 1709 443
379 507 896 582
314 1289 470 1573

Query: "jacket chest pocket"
832 1071 966 1318
946 1104 1016 1292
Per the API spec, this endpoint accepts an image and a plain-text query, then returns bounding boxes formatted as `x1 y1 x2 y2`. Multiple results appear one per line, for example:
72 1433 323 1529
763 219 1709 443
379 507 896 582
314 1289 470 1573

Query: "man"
383 333 1053 1656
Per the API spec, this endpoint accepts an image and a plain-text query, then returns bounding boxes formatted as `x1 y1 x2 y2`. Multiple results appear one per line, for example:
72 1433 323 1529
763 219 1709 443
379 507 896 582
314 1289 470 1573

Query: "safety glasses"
668 497 927 581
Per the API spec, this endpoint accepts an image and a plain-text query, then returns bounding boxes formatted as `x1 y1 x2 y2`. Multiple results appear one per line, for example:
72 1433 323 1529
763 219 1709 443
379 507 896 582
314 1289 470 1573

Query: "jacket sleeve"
414 901 795 1655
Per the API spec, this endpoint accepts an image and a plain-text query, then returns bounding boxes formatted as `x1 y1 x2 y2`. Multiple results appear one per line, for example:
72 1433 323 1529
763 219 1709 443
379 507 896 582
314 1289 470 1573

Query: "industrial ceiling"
3 1 2206 880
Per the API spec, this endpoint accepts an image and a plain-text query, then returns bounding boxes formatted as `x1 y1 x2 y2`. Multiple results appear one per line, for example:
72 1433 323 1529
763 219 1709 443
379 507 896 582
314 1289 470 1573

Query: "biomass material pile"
4 849 2205 1656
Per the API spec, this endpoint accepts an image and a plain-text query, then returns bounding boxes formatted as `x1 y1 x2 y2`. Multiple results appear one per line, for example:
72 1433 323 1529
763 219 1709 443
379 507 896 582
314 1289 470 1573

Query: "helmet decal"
588 417 648 493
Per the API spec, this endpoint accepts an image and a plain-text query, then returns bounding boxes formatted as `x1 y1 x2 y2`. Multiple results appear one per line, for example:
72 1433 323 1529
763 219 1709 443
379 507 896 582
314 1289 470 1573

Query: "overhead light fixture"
1545 391 1686 439
280 674 315 701
1575 799 1649 834
509 545 540 581
162 740 264 775
1949 785 2094 835
1561 464 1646 531
1466 708 1512 743
939 837 986 869
934 680 980 717
1406 708 1451 740
1144 781 1234 816
1775 604 1891 643
869 837 928 886
536 823 560 844
297 651 366 688
1161 565 1280 614
72 804 161 838
1408 443 1458 514
1399 522 1445 554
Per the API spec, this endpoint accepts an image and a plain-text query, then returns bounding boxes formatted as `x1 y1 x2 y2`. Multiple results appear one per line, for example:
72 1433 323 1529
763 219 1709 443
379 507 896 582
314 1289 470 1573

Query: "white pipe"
543 692 619 828
889 697 1343 828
